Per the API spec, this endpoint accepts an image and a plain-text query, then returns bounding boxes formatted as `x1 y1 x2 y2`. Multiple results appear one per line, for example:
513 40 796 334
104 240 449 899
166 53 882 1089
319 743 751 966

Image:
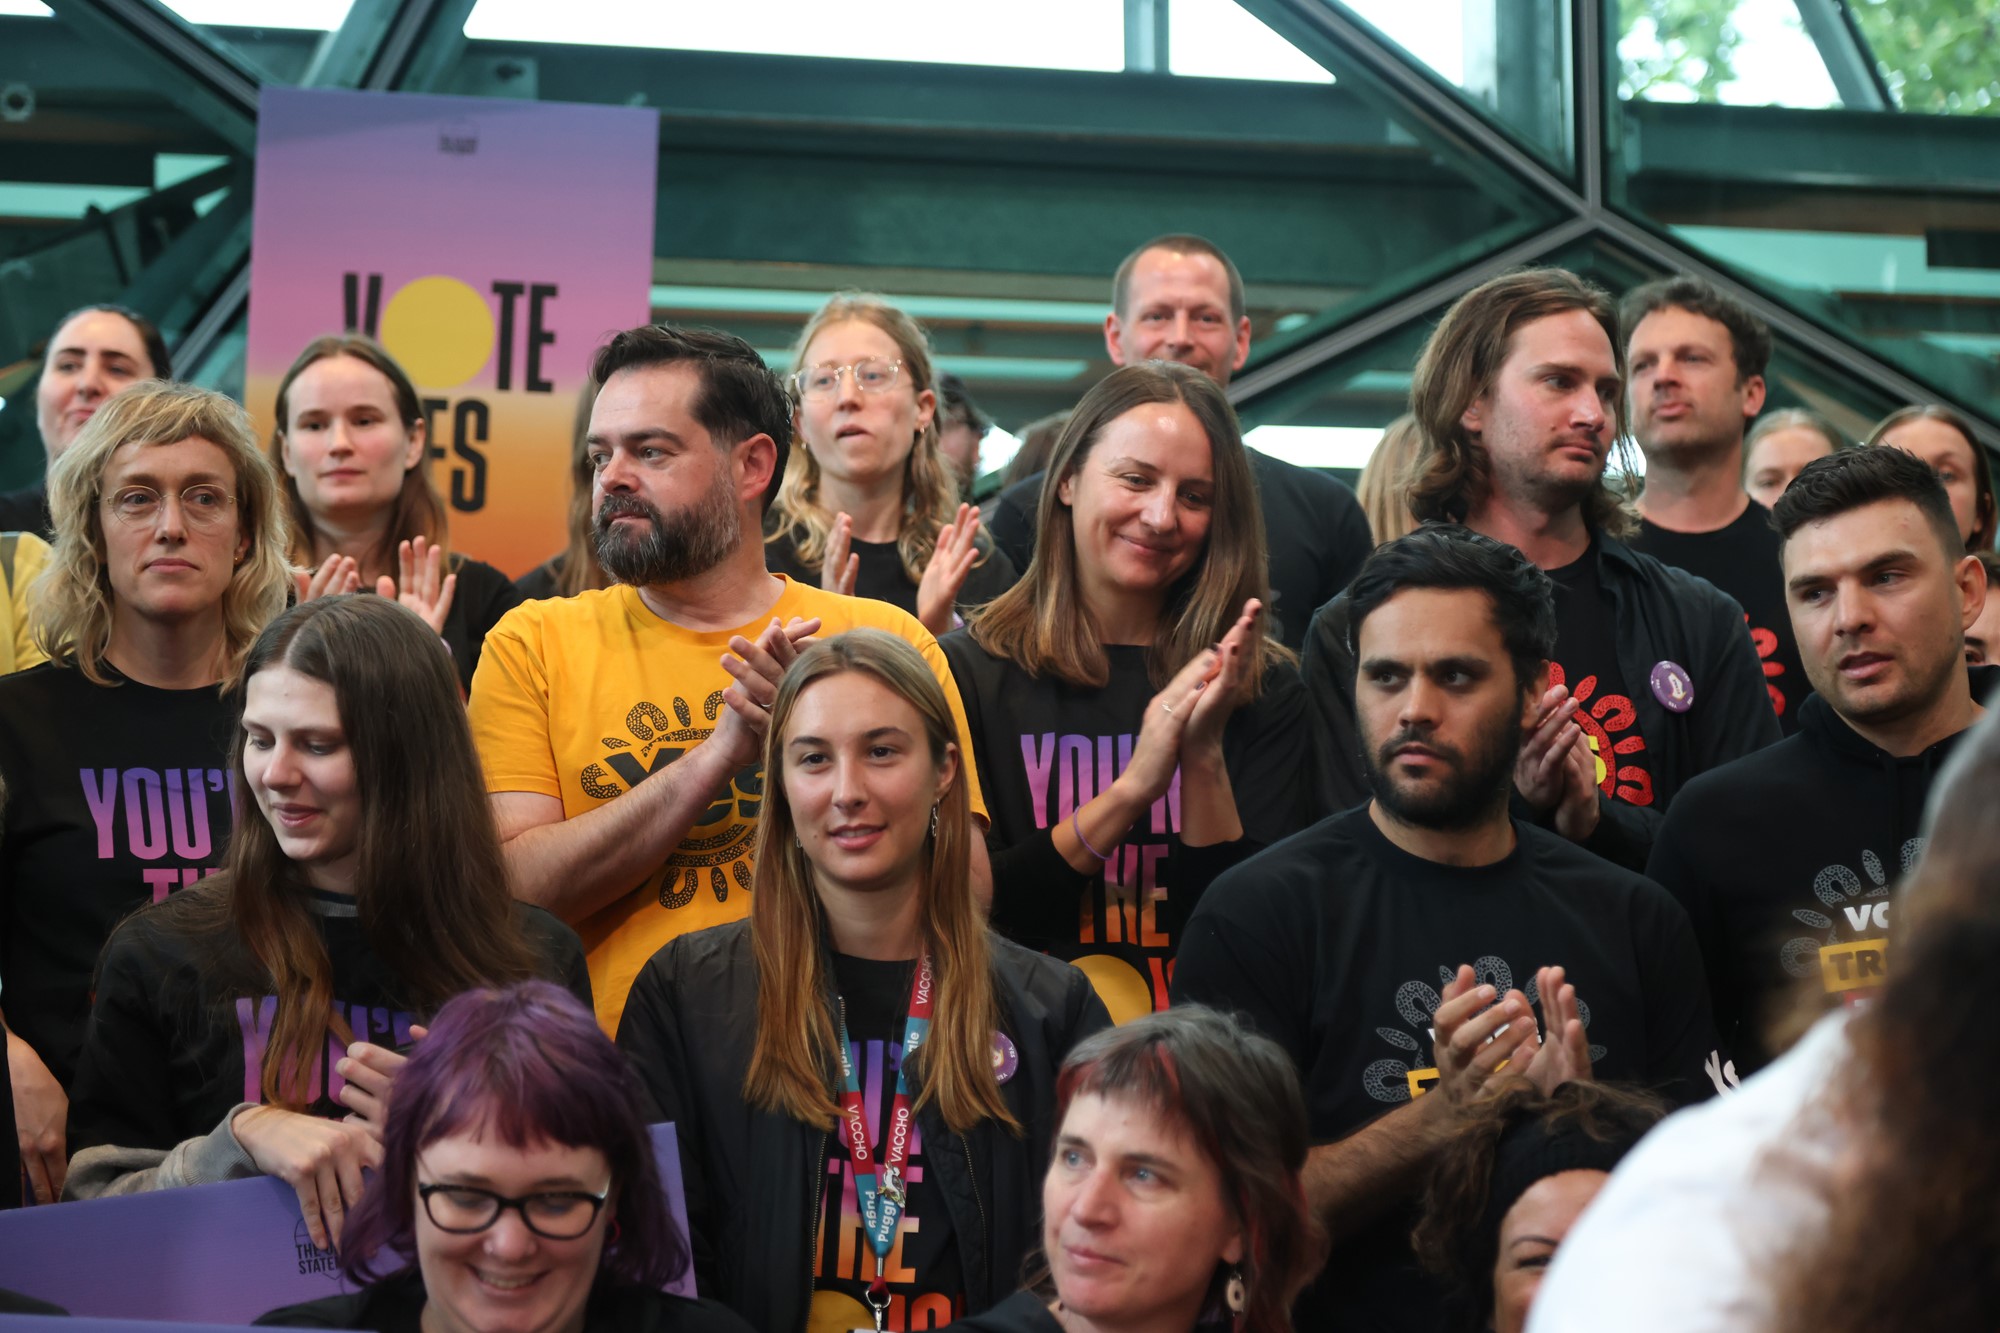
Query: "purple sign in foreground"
0 1123 692 1319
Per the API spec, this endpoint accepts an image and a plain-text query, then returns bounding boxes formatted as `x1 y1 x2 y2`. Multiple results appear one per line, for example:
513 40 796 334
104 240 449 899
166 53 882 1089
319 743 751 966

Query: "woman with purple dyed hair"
259 980 751 1333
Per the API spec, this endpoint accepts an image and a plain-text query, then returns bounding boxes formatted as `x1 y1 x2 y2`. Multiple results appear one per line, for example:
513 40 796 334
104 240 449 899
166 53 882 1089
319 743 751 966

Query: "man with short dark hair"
1623 275 1810 732
1646 446 1990 1079
1174 524 1714 1333
985 234 1371 649
934 371 990 498
1303 267 1780 870
469 323 987 1033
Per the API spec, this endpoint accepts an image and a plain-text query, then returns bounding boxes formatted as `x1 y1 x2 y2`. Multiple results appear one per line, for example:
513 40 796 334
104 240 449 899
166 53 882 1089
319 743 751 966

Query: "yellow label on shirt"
1820 937 1889 994
1407 1067 1441 1098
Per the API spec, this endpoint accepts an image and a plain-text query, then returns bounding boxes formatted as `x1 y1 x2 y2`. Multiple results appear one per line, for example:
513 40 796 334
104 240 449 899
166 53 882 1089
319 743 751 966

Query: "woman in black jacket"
617 629 1110 1333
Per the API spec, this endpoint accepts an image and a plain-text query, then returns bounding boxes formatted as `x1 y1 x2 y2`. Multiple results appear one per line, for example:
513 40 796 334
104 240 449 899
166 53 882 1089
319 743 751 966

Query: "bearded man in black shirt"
1302 267 1780 871
1623 276 1810 732
1176 524 1715 1333
1648 446 1993 1082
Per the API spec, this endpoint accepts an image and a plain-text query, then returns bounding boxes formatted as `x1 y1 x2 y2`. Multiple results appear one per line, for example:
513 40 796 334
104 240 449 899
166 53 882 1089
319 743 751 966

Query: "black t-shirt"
764 524 1017 623
940 633 1311 1018
945 1289 1062 1333
514 552 566 602
1643 679 1989 1078
1171 807 1716 1333
1545 542 1657 809
1633 503 1808 734
814 952 966 1333
0 663 238 1088
986 452 1372 652
0 483 51 541
259 1269 754 1333
440 554 524 691
66 892 591 1154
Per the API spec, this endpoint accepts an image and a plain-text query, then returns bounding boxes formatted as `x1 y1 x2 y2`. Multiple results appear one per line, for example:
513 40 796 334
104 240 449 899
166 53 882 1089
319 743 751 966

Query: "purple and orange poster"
245 88 657 576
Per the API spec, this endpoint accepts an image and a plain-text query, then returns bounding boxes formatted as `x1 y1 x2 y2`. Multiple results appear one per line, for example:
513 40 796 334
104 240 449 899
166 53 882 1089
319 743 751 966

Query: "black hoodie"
1645 665 1997 1078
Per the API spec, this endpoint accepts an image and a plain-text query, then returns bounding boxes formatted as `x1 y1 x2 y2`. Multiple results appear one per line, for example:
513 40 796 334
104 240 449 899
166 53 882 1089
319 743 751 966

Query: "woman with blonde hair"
766 294 1016 634
942 362 1309 1022
618 629 1108 1333
271 334 521 687
1356 413 1426 546
0 379 289 1205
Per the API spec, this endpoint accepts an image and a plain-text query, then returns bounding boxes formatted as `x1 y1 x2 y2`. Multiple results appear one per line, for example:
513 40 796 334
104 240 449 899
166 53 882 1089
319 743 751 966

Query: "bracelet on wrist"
1072 807 1116 863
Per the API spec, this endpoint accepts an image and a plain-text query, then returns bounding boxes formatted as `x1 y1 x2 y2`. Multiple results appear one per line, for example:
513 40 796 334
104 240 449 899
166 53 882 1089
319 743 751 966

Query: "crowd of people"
0 232 1995 1333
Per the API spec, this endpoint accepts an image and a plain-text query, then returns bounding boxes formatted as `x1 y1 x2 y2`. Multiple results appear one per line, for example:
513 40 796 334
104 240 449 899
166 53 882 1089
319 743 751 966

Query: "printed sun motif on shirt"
1360 956 1603 1104
1548 663 1653 807
574 695 761 910
1781 841 1917 983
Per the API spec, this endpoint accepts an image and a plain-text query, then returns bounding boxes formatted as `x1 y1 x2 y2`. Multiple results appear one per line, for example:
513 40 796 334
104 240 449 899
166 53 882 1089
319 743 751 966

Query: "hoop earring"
1224 1266 1246 1316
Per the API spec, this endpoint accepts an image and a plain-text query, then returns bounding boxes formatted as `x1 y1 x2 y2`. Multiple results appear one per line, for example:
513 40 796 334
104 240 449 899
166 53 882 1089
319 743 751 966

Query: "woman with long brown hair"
941 361 1308 1023
63 596 588 1251
617 629 1109 1333
1866 404 1997 552
271 334 521 687
766 294 1016 634
514 378 610 601
0 380 290 1206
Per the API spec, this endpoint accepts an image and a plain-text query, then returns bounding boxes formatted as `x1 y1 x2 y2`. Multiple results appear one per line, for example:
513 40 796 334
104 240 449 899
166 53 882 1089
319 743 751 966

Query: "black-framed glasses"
791 358 904 400
417 1182 611 1240
102 484 237 530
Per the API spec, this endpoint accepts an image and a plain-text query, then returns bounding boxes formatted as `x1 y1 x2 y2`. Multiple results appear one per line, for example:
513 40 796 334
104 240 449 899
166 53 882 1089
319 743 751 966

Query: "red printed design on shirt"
1550 663 1653 808
1748 614 1786 719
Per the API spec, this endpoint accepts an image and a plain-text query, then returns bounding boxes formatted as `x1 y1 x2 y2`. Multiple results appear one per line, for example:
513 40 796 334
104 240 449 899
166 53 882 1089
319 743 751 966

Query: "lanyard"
832 953 934 1325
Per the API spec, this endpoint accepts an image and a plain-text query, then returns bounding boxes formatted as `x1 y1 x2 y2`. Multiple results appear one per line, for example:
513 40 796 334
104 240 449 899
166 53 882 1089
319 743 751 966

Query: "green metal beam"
41 0 261 155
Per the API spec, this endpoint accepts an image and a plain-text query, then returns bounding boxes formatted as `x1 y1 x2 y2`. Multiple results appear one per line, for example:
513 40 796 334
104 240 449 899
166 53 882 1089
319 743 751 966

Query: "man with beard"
1301 268 1779 872
1624 276 1810 732
1174 524 1714 1333
1647 446 1992 1080
468 323 988 1033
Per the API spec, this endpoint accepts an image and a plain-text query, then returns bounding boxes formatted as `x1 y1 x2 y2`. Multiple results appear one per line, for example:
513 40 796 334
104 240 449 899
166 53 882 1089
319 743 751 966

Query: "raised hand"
1430 965 1539 1109
713 616 823 768
294 554 362 604
915 503 985 635
1514 684 1583 815
1552 728 1601 842
1116 644 1225 806
377 537 457 635
334 1024 427 1130
232 1104 383 1252
1181 598 1263 756
820 513 859 597
1518 965 1594 1092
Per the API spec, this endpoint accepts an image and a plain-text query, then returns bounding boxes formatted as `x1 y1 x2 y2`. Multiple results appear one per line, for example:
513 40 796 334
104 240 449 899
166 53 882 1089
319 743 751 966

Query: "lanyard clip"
866 1279 892 1333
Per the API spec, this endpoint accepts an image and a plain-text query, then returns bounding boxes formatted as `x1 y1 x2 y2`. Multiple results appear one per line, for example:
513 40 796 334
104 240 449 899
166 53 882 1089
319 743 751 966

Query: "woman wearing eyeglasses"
63 596 589 1253
254 981 750 1333
273 334 522 690
765 294 1016 636
0 381 291 1205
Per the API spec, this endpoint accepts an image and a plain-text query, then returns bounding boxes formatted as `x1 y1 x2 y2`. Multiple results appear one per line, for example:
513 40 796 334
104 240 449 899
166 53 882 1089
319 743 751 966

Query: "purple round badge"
991 1031 1020 1084
1650 660 1694 713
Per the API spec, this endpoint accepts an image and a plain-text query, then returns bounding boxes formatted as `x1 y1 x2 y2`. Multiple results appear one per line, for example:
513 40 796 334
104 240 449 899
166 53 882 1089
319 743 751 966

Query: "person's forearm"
1177 750 1243 848
504 739 746 922
1304 1098 1448 1243
1050 775 1156 875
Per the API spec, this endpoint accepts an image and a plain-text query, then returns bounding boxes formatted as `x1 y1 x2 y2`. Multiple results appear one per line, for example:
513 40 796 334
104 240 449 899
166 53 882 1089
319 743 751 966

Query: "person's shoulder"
647 919 756 991
789 578 934 644
1602 536 1747 619
945 1289 1062 1333
1666 732 1814 815
589 1280 755 1333
489 584 633 642
1248 449 1357 501
1514 822 1684 917
0 659 77 704
512 900 586 955
255 1290 372 1328
447 553 511 585
988 931 1094 1008
1200 812 1363 918
256 1274 422 1330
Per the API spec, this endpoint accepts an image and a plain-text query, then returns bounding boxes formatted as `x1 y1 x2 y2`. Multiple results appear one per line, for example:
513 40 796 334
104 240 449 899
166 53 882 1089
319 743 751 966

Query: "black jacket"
258 1269 751 1333
1301 531 1782 870
616 921 1112 1333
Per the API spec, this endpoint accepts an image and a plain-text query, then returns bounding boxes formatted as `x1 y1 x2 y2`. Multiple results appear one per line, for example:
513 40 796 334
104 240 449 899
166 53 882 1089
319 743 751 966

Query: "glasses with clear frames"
102 484 237 530
790 358 905 400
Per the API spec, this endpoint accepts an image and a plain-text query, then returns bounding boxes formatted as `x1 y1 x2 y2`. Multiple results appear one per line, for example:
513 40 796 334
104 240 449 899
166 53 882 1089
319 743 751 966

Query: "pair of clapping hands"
295 537 456 635
820 503 985 637
1514 684 1601 843
229 1026 424 1254
1426 964 1593 1108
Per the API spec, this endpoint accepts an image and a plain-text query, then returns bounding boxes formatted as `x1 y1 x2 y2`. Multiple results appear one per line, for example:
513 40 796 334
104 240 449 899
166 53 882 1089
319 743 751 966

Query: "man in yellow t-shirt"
470 324 986 1032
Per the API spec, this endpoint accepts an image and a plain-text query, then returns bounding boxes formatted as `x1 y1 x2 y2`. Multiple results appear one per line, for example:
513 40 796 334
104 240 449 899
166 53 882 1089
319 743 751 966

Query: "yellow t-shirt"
2 531 50 675
469 576 986 1033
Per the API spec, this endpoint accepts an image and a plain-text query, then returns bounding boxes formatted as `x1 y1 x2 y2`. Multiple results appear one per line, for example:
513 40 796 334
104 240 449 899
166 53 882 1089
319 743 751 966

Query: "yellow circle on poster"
1070 954 1152 1025
378 275 494 389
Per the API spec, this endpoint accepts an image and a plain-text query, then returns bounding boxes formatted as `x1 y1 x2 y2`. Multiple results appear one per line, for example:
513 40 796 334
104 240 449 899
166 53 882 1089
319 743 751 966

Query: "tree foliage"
1620 0 2000 114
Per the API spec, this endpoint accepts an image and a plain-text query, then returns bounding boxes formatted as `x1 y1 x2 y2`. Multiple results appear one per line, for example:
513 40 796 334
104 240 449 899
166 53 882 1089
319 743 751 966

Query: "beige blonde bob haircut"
34 380 292 686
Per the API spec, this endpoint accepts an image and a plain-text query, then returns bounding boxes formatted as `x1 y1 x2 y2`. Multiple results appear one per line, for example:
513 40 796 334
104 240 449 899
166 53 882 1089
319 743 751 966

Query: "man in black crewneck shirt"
1623 276 1810 732
1648 447 1992 1082
984 234 1371 648
1175 524 1713 1333
1302 268 1780 871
